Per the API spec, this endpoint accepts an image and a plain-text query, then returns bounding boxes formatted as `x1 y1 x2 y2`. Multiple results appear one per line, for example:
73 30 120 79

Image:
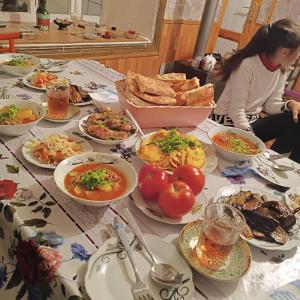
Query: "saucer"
45 103 80 122
178 220 251 282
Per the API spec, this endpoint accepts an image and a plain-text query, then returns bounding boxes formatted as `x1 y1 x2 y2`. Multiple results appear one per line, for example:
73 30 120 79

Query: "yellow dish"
137 129 205 171
0 104 37 125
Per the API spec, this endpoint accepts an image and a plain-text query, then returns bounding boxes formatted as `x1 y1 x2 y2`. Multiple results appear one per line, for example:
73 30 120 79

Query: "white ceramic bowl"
0 99 46 136
0 53 40 77
207 126 266 162
54 152 138 207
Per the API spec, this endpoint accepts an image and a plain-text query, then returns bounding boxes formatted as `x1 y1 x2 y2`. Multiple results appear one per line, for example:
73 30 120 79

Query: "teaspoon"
124 208 183 287
270 161 294 172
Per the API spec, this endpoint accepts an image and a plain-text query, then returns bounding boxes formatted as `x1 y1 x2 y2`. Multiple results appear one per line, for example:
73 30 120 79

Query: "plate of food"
285 187 300 216
0 53 40 76
213 185 300 250
23 71 68 90
54 152 138 207
135 129 218 174
69 84 93 106
79 111 137 145
0 99 46 136
22 134 93 169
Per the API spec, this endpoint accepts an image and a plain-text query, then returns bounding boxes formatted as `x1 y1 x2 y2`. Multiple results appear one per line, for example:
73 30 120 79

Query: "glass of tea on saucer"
46 83 70 120
196 203 245 270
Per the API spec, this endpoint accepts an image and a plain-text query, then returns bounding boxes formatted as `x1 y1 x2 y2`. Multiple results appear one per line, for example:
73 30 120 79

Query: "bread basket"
116 80 216 128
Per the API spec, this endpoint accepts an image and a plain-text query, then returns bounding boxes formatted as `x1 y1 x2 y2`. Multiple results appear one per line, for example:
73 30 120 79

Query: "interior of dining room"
0 1 300 300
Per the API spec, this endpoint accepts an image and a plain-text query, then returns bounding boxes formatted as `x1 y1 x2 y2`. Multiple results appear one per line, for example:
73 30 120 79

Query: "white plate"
85 233 194 300
135 132 218 175
22 134 93 169
131 188 208 225
213 185 300 251
22 72 66 91
285 187 300 216
252 155 300 188
78 114 137 146
54 152 137 207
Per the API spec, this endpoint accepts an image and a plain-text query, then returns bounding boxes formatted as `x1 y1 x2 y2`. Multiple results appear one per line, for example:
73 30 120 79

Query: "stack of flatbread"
122 71 214 107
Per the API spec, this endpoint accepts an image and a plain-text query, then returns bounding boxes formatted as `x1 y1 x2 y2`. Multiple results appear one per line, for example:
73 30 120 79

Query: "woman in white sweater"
213 19 300 162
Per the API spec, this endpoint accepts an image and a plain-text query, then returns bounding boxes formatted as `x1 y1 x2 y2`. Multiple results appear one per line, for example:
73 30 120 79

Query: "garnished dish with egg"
64 163 127 201
3 57 33 67
0 104 37 125
137 129 205 171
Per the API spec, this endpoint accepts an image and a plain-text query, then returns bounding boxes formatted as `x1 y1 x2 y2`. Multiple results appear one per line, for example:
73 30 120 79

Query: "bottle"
36 0 50 31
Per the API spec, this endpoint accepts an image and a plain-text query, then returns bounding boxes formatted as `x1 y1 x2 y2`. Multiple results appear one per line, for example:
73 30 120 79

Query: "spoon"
263 152 290 161
124 208 183 287
270 161 294 172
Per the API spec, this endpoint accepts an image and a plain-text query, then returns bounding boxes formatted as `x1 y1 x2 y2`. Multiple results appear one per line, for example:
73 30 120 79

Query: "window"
0 0 102 22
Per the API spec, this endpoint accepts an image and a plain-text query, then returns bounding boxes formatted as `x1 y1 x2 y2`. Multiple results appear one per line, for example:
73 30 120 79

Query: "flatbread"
156 73 186 84
172 77 199 93
177 83 214 106
135 74 176 97
132 89 177 105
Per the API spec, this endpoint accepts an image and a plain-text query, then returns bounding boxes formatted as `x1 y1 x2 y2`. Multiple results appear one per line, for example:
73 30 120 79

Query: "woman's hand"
287 100 300 123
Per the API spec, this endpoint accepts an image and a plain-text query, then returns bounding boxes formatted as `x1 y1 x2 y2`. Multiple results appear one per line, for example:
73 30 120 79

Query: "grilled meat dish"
223 191 298 245
85 112 136 141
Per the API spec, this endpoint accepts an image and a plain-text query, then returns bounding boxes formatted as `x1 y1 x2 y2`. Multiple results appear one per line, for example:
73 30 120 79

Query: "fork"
114 217 154 300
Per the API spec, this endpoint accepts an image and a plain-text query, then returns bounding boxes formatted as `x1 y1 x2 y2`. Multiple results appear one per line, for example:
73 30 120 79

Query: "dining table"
0 58 300 300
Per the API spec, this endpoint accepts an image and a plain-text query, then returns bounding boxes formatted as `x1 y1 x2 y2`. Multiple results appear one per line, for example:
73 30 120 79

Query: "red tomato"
138 165 168 201
170 165 205 195
158 181 195 218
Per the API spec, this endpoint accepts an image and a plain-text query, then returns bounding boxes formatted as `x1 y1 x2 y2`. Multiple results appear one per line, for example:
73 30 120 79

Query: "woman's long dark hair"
220 19 300 80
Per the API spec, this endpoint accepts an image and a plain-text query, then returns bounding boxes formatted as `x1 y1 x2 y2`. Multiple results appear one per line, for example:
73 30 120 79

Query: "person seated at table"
212 19 300 163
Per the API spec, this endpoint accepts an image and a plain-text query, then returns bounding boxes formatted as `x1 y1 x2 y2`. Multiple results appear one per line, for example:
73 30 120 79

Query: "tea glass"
85 22 97 37
46 85 70 120
70 13 81 35
196 203 245 270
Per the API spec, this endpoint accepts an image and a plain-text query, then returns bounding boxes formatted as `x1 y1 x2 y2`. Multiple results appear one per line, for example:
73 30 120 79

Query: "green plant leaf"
23 219 48 228
61 283 66 297
4 205 15 223
39 193 46 200
68 296 85 300
42 207 51 219
0 227 4 239
10 202 27 207
6 164 19 174
32 206 43 213
5 267 22 289
16 283 27 300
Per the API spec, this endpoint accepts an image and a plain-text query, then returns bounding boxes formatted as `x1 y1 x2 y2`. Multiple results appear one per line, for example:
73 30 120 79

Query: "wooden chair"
0 32 22 53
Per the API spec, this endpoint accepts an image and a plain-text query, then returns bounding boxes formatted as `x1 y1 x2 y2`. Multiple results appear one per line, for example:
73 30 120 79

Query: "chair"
0 32 22 53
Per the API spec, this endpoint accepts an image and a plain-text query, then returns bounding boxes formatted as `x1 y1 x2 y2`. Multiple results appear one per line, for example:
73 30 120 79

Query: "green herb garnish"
149 129 199 154
0 105 20 123
7 57 30 67
79 168 112 191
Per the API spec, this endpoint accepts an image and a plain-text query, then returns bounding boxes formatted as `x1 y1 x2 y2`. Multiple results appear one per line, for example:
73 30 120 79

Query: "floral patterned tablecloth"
0 60 299 300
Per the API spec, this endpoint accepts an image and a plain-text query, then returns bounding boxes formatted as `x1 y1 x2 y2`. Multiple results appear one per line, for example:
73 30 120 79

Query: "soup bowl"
0 99 46 136
207 126 266 162
0 53 40 77
54 152 138 207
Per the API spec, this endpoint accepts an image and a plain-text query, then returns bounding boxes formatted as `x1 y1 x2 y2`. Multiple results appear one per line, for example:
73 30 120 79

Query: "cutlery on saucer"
124 209 183 287
114 217 154 300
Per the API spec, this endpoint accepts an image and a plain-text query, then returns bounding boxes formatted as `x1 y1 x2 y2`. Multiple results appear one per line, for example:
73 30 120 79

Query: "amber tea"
47 85 69 120
196 203 245 270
